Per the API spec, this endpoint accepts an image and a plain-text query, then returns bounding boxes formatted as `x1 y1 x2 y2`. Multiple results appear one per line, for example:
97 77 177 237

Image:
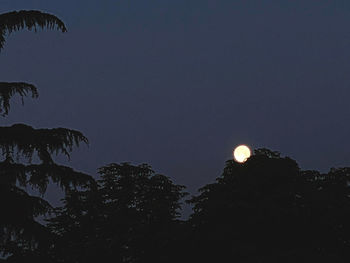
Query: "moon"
233 145 251 163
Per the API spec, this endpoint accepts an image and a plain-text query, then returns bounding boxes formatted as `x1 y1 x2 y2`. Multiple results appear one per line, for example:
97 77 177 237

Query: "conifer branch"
0 82 38 116
0 124 89 163
0 10 67 50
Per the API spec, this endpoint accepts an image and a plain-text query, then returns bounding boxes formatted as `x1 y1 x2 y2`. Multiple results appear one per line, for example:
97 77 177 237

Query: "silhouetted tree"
0 10 66 116
185 149 316 262
48 163 187 263
0 10 94 262
183 149 350 262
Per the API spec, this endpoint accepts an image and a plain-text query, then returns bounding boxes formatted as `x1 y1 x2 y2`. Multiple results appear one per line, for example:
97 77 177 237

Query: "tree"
186 149 317 262
48 163 187 263
0 10 94 261
184 149 350 262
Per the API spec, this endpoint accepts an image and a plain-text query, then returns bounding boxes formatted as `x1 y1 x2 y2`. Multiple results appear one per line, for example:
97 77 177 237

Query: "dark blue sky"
2 1 350 204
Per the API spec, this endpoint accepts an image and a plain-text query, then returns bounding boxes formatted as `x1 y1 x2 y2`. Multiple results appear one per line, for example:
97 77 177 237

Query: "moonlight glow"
233 145 251 163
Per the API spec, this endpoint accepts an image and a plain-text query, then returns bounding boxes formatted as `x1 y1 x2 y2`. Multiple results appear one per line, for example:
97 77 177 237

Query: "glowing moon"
233 145 251 163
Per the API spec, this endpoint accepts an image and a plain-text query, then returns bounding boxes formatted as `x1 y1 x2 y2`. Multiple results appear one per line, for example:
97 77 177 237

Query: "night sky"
2 1 350 209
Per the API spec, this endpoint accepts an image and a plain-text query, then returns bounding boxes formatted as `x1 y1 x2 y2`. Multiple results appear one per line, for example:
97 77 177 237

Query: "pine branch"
26 163 96 194
0 82 38 116
0 124 88 163
0 10 67 50
0 161 95 195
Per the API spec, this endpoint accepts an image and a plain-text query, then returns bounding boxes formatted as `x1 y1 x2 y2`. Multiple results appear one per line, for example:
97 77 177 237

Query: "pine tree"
0 10 94 261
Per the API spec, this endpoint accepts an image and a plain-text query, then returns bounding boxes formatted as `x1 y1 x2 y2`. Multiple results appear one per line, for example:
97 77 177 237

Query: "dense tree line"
2 8 350 263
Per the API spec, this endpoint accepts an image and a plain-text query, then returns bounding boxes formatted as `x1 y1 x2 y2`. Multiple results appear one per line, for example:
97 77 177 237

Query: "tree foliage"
0 10 66 50
0 10 66 116
42 150 350 263
185 149 350 262
0 82 38 116
0 124 88 164
48 163 187 263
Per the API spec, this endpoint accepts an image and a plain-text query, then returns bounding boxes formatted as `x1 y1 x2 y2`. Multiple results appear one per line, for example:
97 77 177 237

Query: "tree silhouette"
185 149 312 262
0 10 93 261
184 149 350 262
0 10 66 116
48 163 187 263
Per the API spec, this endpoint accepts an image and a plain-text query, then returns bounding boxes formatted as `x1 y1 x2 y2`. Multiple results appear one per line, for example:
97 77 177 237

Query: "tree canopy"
48 163 187 263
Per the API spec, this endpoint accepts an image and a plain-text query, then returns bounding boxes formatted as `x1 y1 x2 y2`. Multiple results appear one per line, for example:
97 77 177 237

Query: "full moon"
233 145 251 163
